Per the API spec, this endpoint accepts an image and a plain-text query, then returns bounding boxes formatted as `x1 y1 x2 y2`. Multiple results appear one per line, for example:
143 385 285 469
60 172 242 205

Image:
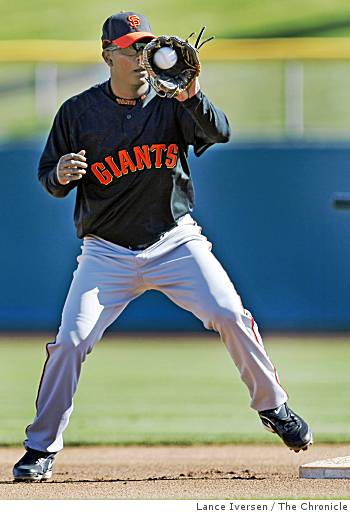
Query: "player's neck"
110 79 148 100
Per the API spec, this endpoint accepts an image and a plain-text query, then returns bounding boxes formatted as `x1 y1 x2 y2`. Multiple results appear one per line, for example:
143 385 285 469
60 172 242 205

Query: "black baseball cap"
102 11 155 49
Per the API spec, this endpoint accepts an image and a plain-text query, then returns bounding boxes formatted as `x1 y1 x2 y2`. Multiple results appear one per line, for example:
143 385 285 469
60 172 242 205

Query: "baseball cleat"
13 448 56 482
258 402 313 452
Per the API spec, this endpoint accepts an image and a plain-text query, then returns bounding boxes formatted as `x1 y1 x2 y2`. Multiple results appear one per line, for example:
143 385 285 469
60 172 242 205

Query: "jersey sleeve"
38 101 78 198
175 90 231 157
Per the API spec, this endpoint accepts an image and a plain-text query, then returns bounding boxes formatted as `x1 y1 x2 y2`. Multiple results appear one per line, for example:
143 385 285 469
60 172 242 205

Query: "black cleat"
258 403 313 452
13 448 56 482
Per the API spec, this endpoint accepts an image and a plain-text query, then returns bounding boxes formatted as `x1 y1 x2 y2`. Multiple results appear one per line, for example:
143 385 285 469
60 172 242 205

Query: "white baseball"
153 47 178 70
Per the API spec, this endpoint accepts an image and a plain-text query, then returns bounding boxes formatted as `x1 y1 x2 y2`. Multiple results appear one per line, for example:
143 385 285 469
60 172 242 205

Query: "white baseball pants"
25 215 288 452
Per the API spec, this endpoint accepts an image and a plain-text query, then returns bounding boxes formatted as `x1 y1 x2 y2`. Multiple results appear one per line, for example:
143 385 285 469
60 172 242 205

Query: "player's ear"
102 50 113 67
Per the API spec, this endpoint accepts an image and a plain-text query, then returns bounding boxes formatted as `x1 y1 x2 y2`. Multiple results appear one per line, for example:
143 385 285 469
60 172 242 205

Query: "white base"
300 456 350 479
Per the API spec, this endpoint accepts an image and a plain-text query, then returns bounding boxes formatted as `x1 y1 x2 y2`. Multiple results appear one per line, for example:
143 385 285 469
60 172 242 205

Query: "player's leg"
145 237 286 410
13 237 143 481
142 231 312 451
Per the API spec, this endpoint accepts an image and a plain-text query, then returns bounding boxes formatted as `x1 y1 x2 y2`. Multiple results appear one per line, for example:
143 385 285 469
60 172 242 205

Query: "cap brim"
112 32 155 48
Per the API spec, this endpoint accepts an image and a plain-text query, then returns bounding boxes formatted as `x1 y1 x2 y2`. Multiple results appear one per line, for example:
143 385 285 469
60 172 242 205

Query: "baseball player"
13 11 312 482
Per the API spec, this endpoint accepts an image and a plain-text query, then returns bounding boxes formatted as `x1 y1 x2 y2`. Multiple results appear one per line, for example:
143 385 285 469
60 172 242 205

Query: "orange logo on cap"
128 15 141 29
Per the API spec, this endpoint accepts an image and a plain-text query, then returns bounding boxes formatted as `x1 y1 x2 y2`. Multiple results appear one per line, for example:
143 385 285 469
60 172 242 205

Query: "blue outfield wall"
1 140 350 332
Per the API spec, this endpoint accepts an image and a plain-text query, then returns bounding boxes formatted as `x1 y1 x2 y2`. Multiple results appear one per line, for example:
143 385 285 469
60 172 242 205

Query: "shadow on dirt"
7 469 265 484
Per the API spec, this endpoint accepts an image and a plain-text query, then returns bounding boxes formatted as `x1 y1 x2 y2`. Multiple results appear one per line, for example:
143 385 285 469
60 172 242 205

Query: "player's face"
107 42 149 88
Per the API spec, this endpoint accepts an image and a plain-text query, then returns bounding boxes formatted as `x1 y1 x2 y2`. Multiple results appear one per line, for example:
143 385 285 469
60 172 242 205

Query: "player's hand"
175 78 200 102
56 150 88 185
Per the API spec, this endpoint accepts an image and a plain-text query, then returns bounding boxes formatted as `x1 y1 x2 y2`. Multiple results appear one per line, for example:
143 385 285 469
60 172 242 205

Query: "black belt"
89 222 179 251
127 240 158 251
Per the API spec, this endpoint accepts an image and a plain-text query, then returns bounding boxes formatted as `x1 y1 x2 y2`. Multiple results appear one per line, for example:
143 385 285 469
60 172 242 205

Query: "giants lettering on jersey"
91 143 178 185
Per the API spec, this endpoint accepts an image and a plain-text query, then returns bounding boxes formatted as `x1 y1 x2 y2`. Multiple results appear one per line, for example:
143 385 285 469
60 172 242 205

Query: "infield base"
300 456 350 479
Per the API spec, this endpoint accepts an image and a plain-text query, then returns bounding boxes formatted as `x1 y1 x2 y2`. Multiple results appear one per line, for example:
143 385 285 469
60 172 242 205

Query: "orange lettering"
105 156 122 178
119 149 136 175
150 144 167 168
91 162 112 185
165 144 178 168
133 145 152 170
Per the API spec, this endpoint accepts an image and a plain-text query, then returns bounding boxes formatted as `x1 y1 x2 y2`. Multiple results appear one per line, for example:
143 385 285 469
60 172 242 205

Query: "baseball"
153 47 178 69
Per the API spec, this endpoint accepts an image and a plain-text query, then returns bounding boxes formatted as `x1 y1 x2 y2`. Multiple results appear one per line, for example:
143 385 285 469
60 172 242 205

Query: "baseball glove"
143 27 214 98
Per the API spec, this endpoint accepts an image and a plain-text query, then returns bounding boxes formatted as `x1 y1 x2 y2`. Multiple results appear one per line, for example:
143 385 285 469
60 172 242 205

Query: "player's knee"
205 304 241 331
53 328 94 358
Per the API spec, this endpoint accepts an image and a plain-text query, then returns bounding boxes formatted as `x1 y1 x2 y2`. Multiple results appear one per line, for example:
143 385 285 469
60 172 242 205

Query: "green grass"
3 2 350 140
4 59 350 142
2 0 350 39
1 335 349 446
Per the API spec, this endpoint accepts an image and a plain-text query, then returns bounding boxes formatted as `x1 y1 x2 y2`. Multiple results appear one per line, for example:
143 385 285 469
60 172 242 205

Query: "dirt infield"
1 445 350 499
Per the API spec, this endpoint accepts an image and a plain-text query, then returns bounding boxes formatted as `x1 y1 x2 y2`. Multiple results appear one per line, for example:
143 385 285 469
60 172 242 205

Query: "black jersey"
38 81 230 249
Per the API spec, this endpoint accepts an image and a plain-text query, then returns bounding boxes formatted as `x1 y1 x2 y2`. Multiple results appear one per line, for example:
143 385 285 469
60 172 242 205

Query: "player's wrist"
177 88 202 106
175 79 200 102
55 165 69 186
